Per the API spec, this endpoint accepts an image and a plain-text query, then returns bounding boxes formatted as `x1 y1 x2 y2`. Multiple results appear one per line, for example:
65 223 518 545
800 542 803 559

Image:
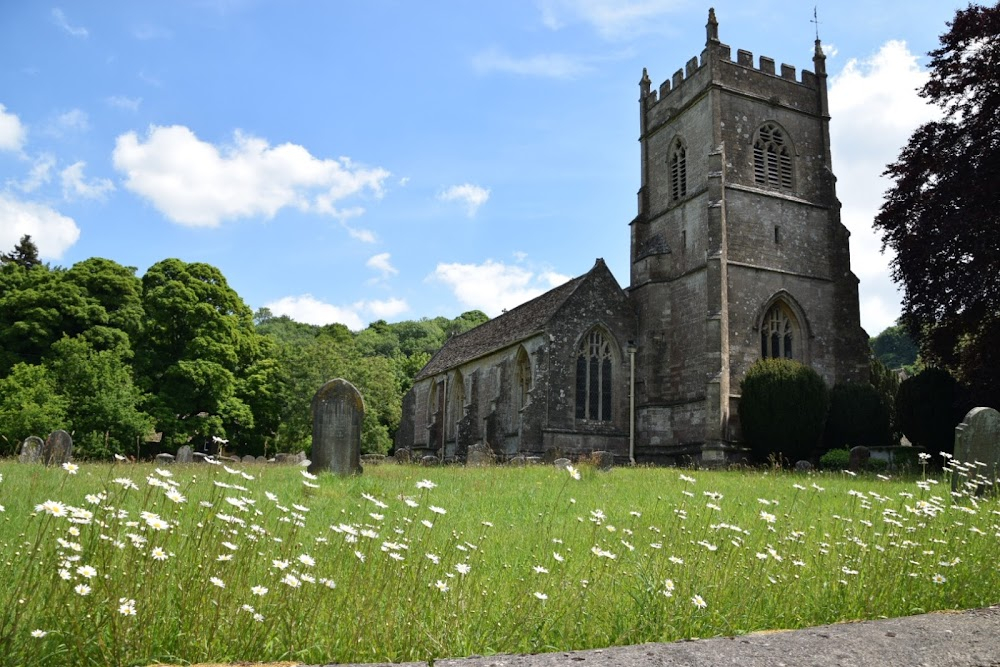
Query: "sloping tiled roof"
414 270 591 381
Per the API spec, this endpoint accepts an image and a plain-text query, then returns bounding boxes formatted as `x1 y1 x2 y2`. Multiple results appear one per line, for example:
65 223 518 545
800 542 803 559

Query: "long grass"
0 457 997 666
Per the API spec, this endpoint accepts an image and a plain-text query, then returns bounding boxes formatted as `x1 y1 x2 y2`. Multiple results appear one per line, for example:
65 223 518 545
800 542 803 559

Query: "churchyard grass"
1 458 998 666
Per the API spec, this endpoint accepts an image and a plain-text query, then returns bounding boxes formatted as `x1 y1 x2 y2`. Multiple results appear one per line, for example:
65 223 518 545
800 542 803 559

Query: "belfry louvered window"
575 330 613 422
753 123 793 190
669 138 687 201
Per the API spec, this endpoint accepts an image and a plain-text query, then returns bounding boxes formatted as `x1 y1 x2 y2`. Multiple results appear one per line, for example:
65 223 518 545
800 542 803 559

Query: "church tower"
629 9 869 464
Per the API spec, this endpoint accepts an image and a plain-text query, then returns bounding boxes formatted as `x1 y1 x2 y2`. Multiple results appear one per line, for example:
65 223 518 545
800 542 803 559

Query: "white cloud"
112 125 390 228
60 161 115 201
0 104 26 152
472 48 594 79
431 259 570 316
52 8 88 38
366 252 398 278
830 40 939 335
538 0 680 39
107 95 142 112
56 109 89 132
12 153 55 192
0 193 80 259
265 294 409 329
366 297 409 318
343 221 376 243
438 183 490 217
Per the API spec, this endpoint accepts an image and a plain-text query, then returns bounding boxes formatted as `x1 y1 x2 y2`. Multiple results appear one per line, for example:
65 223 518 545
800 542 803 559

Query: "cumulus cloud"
0 193 80 259
112 125 390 228
12 154 55 193
366 252 398 279
829 40 939 334
431 259 570 316
437 183 490 217
537 0 680 39
107 95 142 111
472 48 594 79
52 8 88 38
0 104 26 152
264 294 409 330
60 161 115 201
56 109 89 132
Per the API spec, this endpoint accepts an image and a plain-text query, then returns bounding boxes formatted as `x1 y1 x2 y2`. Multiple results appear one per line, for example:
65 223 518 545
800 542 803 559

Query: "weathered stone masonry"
396 9 869 464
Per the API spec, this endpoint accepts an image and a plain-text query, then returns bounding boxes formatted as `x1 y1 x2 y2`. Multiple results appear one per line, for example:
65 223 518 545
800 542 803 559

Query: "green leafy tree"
873 3 1000 408
869 355 901 442
136 259 261 449
1 234 41 270
0 363 68 454
895 367 962 457
870 323 919 371
739 358 830 463
45 336 153 458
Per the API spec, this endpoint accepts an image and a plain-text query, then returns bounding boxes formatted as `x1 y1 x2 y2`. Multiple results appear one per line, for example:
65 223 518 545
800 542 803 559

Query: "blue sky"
0 1 965 334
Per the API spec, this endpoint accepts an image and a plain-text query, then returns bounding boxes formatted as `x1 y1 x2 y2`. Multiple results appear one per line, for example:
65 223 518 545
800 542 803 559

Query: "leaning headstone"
192 451 210 462
293 451 307 465
274 453 290 464
19 436 44 464
176 445 194 464
795 460 814 472
155 453 175 464
421 455 439 466
308 379 364 476
953 407 1000 493
591 450 614 471
466 443 494 467
394 447 412 464
525 456 542 465
45 430 73 466
848 446 870 472
553 457 571 469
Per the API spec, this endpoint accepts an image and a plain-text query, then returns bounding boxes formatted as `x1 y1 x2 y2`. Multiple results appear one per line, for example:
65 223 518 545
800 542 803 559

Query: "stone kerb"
953 407 1000 494
309 378 364 476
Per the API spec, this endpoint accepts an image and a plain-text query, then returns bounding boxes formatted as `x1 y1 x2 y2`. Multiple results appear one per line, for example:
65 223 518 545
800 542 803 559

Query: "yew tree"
873 3 1000 407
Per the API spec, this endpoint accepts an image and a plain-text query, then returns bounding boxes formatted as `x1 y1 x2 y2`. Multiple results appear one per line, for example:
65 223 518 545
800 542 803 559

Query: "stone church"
394 9 869 464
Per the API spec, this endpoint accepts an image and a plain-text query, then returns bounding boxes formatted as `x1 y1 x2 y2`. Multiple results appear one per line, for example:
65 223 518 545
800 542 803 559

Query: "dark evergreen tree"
1 234 41 270
873 3 1000 408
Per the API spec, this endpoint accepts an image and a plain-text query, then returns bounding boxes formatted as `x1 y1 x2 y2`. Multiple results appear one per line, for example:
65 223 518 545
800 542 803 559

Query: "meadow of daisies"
1 455 999 667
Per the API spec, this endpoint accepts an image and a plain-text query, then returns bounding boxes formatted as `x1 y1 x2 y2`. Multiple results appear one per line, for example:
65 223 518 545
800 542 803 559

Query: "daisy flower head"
210 577 225 589
691 594 707 609
534 591 548 601
62 462 79 474
455 563 471 575
165 489 186 503
416 479 437 490
297 554 315 567
429 505 446 515
119 598 136 616
151 547 169 561
74 584 91 596
434 580 449 593
31 629 47 638
76 565 97 579
35 500 67 517
281 574 301 588
251 585 268 596
533 565 549 574
566 465 581 480
932 573 947 584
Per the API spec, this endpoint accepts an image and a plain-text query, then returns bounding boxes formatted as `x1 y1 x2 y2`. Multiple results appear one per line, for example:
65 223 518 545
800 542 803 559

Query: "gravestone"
255 456 267 464
176 445 194 463
553 457 571 468
19 436 43 464
953 407 1000 494
591 450 614 471
795 460 813 472
508 455 527 467
848 446 870 472
192 451 210 462
242 454 256 464
394 447 412 464
45 430 73 466
309 379 364 476
466 443 494 467
155 453 175 464
274 453 290 464
421 455 439 466
542 448 563 464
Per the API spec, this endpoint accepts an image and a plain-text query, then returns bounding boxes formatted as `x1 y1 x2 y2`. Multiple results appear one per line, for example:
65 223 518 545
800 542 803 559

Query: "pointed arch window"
575 329 613 422
753 123 793 190
760 303 796 360
516 348 532 410
669 138 687 201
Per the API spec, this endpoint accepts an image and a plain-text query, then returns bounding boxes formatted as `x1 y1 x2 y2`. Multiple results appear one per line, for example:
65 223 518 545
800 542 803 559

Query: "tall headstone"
45 430 73 466
19 436 43 463
953 407 1000 493
176 445 194 464
309 379 364 476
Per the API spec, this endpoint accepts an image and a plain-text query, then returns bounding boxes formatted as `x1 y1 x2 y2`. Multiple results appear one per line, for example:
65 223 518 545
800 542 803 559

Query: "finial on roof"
706 7 719 43
811 6 821 42
640 67 651 96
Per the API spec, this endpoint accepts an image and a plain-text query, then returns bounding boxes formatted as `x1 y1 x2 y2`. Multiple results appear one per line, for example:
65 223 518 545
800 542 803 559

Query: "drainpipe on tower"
627 341 637 465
